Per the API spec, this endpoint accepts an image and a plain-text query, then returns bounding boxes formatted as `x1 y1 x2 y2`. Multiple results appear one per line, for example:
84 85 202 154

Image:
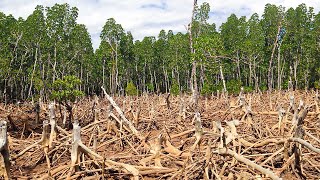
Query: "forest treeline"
1 3 320 102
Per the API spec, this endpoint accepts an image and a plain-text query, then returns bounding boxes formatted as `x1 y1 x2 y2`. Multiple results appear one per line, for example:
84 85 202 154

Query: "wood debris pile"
0 89 319 179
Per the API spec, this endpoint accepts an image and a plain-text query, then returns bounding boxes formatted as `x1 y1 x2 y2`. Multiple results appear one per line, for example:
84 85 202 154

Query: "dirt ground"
1 90 320 179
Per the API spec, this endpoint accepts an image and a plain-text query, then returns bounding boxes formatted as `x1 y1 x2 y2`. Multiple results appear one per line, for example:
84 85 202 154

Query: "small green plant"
51 75 84 129
125 81 138 96
170 80 180 96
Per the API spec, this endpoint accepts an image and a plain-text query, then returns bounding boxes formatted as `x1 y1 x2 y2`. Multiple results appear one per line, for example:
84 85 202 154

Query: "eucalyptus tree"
314 12 320 87
1 14 25 101
46 3 78 83
119 31 135 92
24 5 47 99
220 14 248 83
245 13 264 90
167 32 190 91
133 36 155 92
100 18 124 94
70 24 94 93
154 30 170 92
261 4 284 91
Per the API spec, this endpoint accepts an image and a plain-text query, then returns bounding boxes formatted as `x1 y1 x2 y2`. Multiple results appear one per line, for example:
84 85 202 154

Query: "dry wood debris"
0 90 319 179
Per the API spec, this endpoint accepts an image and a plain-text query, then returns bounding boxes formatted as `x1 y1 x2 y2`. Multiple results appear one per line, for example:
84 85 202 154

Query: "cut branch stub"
41 120 50 148
49 102 57 148
216 120 226 149
289 95 295 110
191 112 203 151
277 107 286 130
93 95 99 122
0 121 8 152
0 121 10 180
71 121 81 171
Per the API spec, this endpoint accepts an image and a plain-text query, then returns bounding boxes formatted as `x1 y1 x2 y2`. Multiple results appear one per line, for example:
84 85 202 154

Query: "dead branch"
289 138 320 153
217 148 281 180
101 86 143 140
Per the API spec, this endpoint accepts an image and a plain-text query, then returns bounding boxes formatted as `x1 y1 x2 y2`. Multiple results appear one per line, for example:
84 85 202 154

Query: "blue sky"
0 0 319 49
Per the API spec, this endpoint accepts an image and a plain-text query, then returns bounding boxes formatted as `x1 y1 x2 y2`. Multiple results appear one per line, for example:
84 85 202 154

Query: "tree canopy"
0 2 320 101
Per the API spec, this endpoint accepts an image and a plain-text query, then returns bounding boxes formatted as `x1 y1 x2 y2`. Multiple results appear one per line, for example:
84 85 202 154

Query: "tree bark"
268 22 282 92
188 0 199 109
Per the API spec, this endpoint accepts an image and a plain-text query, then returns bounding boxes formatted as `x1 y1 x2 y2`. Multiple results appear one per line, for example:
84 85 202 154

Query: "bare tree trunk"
236 51 241 79
220 64 227 93
268 22 282 92
149 65 154 92
102 56 106 88
277 46 281 90
28 46 38 99
115 44 119 94
249 58 252 86
53 44 57 83
188 0 199 109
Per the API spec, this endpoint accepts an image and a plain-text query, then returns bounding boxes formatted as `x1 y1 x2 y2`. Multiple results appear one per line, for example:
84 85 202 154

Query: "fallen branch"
101 86 143 140
289 138 320 153
217 148 281 180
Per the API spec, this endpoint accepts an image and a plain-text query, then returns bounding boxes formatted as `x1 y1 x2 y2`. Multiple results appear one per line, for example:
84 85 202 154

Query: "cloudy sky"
0 0 319 49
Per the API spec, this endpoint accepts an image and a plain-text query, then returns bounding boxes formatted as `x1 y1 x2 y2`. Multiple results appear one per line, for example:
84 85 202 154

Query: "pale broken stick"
217 148 281 180
0 121 10 180
288 137 320 153
101 86 143 140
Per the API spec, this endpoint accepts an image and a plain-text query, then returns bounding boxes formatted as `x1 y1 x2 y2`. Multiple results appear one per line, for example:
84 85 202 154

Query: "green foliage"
226 80 242 94
201 82 213 95
51 75 84 103
314 81 320 89
260 83 268 91
170 80 180 96
146 83 154 92
1 2 320 102
125 81 138 96
243 86 254 93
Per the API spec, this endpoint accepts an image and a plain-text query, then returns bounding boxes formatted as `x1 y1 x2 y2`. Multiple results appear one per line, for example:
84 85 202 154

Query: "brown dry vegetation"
0 90 320 179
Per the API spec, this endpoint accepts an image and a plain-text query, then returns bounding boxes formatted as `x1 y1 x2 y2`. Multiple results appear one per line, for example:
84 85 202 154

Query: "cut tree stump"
0 121 10 180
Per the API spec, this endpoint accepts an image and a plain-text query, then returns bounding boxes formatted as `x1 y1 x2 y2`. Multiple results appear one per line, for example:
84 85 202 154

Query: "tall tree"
100 18 124 94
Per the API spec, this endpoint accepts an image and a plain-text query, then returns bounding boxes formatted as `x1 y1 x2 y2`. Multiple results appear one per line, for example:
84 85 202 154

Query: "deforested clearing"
0 90 318 179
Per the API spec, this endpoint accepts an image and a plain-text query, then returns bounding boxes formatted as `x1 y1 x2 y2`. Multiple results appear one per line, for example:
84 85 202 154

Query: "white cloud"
0 0 319 49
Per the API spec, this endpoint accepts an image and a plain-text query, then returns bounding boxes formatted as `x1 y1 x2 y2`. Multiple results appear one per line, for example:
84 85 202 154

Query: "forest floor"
0 90 320 179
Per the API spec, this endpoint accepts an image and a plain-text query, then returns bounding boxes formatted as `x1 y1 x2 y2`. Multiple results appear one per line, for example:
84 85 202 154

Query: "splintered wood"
3 90 320 179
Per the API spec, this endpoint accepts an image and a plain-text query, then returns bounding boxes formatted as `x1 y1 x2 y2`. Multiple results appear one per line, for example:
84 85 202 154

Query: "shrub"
51 75 84 103
125 81 138 96
170 80 180 96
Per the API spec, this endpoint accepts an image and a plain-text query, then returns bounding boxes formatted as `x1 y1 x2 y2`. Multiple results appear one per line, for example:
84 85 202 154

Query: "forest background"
0 2 320 102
